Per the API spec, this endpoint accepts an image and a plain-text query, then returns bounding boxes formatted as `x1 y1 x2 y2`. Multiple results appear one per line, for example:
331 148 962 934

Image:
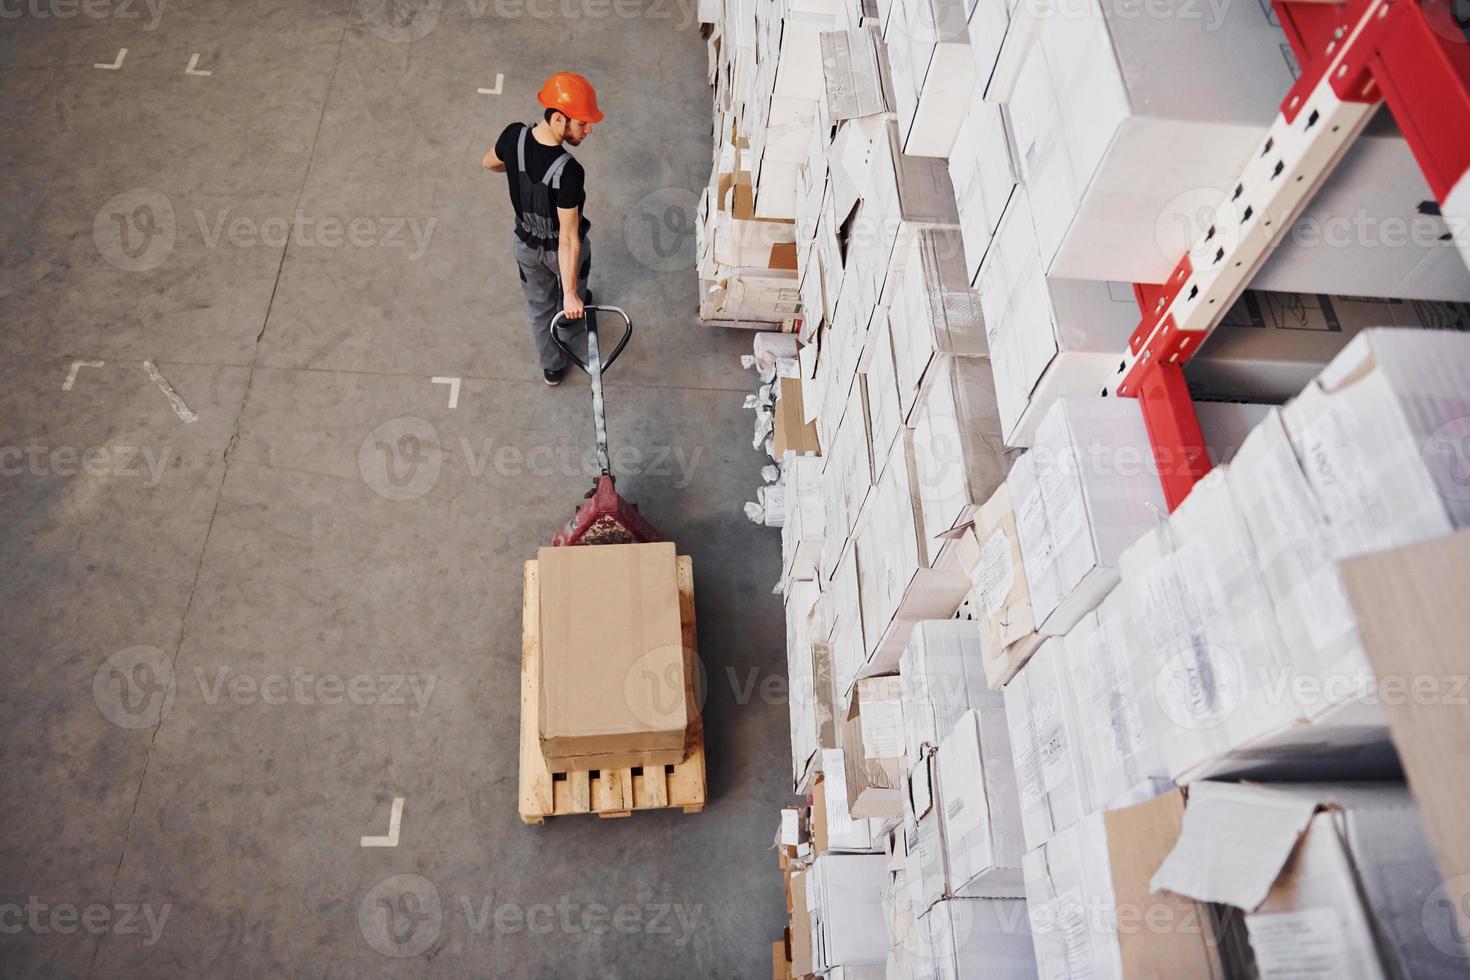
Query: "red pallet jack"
547 306 664 546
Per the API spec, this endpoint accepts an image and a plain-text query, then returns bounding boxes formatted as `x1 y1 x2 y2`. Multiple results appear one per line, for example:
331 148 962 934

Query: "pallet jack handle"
550 305 632 477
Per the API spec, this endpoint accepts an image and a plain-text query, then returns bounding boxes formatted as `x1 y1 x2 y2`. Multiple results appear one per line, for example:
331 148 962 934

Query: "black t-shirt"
495 123 591 247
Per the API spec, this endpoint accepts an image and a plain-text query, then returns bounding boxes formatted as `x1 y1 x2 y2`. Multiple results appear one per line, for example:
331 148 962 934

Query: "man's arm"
557 206 584 319
482 147 505 172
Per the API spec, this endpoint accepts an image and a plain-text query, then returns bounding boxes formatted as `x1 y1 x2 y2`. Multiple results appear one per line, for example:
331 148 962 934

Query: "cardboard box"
700 267 802 325
790 868 815 976
898 898 1036 979
853 436 973 692
843 676 907 818
1152 782 1463 978
782 453 826 585
905 709 1026 912
962 483 1044 688
909 356 1009 555
820 26 894 120
860 313 903 482
897 619 998 762
1009 0 1470 300
936 708 1027 899
774 376 822 457
808 852 892 972
1024 789 1226 980
1186 292 1470 403
820 380 874 581
948 82 1017 283
536 543 688 770
814 756 888 853
787 579 830 793
1342 530 1470 945
1008 398 1165 637
1003 637 1091 851
1119 465 1393 784
1226 409 1368 723
888 228 986 422
1280 328 1470 558
1061 585 1171 813
829 543 869 696
890 0 975 158
772 938 791 980
976 188 1139 447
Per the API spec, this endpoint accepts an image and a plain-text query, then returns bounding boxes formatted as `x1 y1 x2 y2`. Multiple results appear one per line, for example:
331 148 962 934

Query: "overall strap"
543 152 573 190
516 123 530 172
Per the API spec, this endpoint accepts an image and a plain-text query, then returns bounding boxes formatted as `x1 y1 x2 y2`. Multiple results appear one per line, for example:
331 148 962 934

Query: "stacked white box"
948 83 1016 283
1061 586 1171 812
808 852 893 972
782 452 827 585
909 356 1009 555
1008 397 1166 637
889 228 987 421
1006 0 1470 299
1002 638 1092 851
788 579 826 793
976 188 1139 447
897 619 999 763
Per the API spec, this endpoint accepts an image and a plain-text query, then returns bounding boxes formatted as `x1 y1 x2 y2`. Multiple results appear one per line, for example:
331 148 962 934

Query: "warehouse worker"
483 71 603 386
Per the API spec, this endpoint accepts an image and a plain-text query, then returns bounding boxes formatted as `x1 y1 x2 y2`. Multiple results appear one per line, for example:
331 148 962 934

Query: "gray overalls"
510 123 591 373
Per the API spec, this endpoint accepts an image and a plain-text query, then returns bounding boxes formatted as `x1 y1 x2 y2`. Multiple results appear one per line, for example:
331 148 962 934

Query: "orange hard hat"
537 71 604 124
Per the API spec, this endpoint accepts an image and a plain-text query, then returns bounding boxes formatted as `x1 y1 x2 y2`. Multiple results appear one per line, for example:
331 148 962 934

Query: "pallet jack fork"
548 306 664 547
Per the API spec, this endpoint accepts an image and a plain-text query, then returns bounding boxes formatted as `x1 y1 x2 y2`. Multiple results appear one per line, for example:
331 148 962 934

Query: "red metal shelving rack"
1117 0 1470 510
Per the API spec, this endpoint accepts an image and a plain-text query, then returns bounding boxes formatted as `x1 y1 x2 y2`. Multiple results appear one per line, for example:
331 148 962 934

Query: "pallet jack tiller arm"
548 306 664 547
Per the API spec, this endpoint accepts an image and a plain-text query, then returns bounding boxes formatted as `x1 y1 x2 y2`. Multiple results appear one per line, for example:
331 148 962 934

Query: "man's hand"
562 291 585 320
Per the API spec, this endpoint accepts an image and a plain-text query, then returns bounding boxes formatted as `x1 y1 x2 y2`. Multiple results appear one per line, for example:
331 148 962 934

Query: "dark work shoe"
543 367 566 387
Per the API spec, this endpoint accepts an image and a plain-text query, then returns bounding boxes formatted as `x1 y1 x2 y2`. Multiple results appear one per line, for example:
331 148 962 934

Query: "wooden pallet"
519 555 707 824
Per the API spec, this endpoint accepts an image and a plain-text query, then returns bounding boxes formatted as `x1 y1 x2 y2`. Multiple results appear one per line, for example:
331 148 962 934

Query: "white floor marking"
62 360 105 391
184 53 212 77
477 74 504 95
142 360 198 424
360 797 404 848
431 376 461 409
95 48 127 70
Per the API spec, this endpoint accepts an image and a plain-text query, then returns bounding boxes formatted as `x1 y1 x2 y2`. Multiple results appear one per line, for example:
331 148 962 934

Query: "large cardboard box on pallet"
1153 782 1466 978
537 543 690 771
1022 789 1227 979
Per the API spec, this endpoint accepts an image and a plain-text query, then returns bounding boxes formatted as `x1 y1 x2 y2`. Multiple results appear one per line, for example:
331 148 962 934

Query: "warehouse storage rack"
1118 0 1470 508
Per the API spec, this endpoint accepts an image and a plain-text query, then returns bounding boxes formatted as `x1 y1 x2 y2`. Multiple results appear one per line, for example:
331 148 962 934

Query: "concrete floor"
0 3 794 977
